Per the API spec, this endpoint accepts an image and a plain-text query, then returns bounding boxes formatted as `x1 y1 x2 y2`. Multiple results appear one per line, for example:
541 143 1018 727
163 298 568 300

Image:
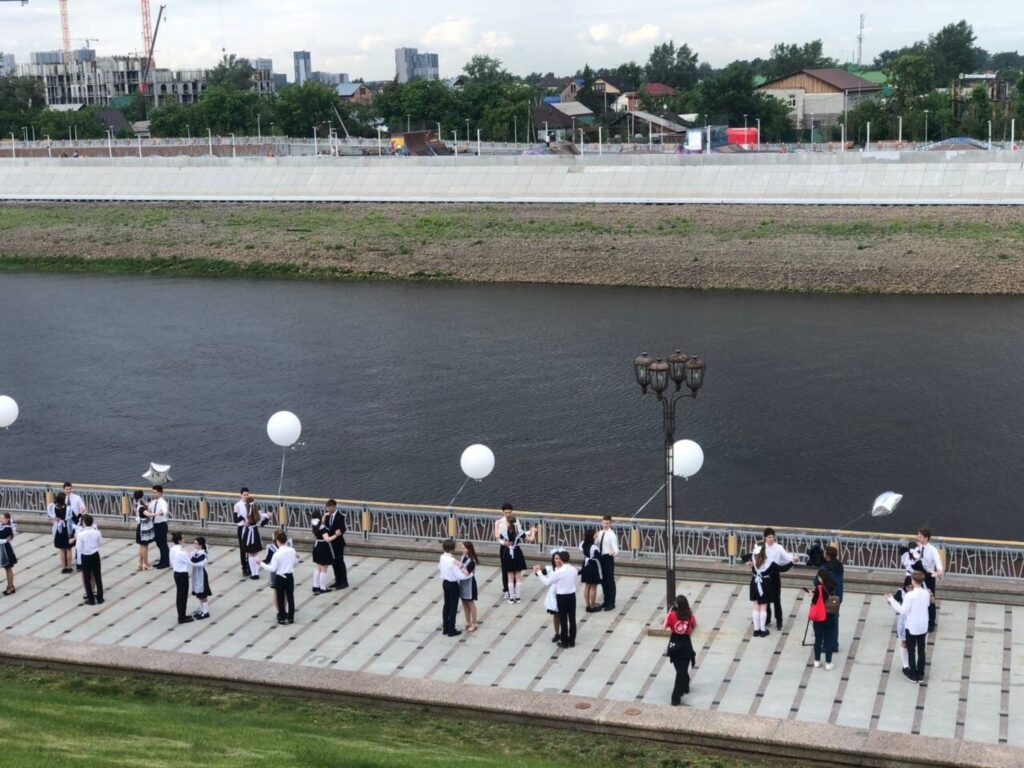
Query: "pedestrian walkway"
1 533 1021 753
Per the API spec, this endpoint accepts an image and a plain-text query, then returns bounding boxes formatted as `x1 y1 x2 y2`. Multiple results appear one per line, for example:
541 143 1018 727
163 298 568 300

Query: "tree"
696 62 760 124
887 52 935 114
991 51 1024 73
148 102 195 137
195 85 263 134
928 21 981 85
613 61 643 90
0 75 44 137
274 81 343 138
207 54 257 91
764 40 836 80
644 41 699 90
462 55 511 83
960 84 991 139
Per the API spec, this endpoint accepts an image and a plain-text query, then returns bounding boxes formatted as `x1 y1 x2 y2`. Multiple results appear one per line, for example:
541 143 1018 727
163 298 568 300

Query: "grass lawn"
0 663 758 768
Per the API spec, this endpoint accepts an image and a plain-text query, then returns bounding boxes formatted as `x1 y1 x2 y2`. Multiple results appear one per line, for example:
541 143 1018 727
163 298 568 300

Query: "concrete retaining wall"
2 152 1024 204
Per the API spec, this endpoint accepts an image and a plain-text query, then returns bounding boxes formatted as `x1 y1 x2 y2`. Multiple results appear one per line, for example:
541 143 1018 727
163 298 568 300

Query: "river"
0 272 1021 539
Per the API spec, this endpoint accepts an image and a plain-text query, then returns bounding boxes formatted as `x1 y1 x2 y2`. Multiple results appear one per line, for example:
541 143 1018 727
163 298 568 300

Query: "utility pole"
857 14 865 67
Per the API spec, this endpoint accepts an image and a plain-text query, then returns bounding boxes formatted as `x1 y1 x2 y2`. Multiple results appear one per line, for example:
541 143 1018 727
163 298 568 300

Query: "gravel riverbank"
2 202 1023 293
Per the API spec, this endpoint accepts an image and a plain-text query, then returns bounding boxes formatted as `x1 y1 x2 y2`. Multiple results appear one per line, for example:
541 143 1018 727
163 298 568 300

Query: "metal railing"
2 479 1022 580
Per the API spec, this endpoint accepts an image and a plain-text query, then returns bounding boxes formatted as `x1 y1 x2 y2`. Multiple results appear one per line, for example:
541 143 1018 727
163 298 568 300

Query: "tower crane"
74 37 99 49
139 4 165 105
141 0 154 70
59 0 72 66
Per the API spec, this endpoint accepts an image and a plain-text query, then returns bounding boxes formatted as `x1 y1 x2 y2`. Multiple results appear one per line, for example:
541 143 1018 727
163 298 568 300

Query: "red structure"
726 127 759 145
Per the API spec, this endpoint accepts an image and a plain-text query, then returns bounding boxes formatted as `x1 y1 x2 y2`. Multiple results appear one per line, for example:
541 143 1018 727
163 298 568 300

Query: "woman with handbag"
663 594 697 706
134 490 156 571
807 570 838 669
817 545 844 654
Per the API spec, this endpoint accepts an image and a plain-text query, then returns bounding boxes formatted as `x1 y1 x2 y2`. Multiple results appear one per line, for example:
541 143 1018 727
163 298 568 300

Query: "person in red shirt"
663 594 697 705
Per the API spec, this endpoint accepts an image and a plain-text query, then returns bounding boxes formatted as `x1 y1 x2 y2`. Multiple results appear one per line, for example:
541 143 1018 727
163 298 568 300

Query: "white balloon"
460 444 495 481
672 439 704 479
267 411 302 447
0 395 18 428
872 491 903 517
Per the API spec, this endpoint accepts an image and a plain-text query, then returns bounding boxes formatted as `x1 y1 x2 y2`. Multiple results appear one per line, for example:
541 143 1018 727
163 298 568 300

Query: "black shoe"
552 635 560 642
762 628 770 636
602 605 615 611
286 619 294 624
83 598 96 606
96 597 105 604
277 618 287 625
61 568 73 574
449 629 462 636
776 624 783 631
670 699 681 706
332 582 349 589
903 669 917 682
154 564 170 570
557 642 571 649
178 616 195 624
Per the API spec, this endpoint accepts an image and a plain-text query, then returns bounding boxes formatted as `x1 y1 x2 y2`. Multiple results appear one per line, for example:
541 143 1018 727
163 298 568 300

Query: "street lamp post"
898 115 903 145
924 109 930 145
186 124 191 140
988 120 992 150
465 119 470 143
513 115 518 149
257 114 262 141
208 128 213 157
407 114 411 134
633 350 706 608
756 117 761 151
743 113 747 133
106 129 113 158
451 130 458 157
10 132 16 159
230 132 236 158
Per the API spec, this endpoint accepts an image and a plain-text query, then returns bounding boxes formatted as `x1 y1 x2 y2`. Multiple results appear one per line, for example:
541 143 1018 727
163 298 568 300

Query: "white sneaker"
813 660 821 668
825 663 833 671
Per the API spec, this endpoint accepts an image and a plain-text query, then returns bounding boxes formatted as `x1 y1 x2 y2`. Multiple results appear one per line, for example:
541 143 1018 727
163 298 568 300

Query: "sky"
0 0 1020 81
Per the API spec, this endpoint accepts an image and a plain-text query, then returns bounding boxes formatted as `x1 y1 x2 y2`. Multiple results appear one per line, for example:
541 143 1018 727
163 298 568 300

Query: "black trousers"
236 528 249 575
153 522 169 566
499 546 509 593
173 571 190 620
81 552 103 600
442 580 460 633
671 657 691 702
765 572 783 628
907 631 927 680
556 593 577 646
331 542 348 587
924 574 937 629
274 573 295 621
599 554 616 608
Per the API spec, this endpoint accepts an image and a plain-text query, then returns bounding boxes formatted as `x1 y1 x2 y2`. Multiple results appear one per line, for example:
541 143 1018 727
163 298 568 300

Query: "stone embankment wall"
1 152 1023 204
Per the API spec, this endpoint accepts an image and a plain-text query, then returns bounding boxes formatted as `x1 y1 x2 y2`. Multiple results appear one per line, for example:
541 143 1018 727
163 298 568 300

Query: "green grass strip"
0 663 755 768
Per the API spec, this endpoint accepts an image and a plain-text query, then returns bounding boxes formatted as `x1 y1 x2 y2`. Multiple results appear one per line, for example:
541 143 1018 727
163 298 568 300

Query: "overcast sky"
0 1 1019 80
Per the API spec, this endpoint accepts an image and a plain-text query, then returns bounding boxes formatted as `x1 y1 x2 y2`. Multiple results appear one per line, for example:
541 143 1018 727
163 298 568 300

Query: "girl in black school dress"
500 517 533 603
242 502 271 581
134 490 155 571
459 541 479 632
311 517 335 595
0 512 17 595
47 492 75 574
741 541 777 637
190 536 213 619
580 528 603 612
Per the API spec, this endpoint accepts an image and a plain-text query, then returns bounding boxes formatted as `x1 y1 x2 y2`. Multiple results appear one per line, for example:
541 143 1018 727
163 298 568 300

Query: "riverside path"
1 530 1022 767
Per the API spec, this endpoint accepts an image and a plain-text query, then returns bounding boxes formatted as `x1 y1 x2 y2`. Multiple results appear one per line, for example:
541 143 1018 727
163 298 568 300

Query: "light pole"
988 120 992 150
186 124 191 140
633 350 706 608
257 114 262 140
230 132 236 158
756 117 761 151
9 132 15 158
924 109 929 145
513 115 517 148
21 126 28 143
465 119 470 143
376 126 385 156
743 113 747 133
898 115 903 145
45 135 51 159
106 129 113 158
451 130 458 157
208 128 213 157
543 121 549 143
406 114 411 134
436 121 441 140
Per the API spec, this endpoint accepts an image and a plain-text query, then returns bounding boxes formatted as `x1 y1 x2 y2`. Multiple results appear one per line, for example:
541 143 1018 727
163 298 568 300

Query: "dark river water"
0 272 1021 539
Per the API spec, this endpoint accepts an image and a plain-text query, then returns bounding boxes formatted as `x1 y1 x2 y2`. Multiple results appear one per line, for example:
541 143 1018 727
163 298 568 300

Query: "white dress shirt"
261 544 297 576
169 544 191 573
919 543 943 577
75 526 102 556
536 563 577 594
233 499 248 528
494 517 509 542
888 585 931 636
438 553 465 582
597 528 619 557
65 492 86 517
765 541 795 566
148 497 170 524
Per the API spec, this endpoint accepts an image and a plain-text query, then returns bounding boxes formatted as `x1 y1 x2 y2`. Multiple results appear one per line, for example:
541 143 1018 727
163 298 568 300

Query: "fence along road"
2 479 1022 581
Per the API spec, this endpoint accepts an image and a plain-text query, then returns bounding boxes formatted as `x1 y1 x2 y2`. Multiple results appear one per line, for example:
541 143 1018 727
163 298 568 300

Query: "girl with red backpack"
807 570 838 669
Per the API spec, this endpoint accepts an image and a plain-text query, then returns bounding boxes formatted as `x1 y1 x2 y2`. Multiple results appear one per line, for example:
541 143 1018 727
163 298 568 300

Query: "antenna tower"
857 13 865 67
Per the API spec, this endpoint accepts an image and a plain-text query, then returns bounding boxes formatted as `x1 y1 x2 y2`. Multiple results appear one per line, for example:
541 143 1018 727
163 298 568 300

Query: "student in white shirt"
763 527 797 630
597 516 620 611
886 571 932 683
148 485 171 569
47 492 75 574
62 482 87 522
260 530 297 624
169 532 194 624
438 539 467 637
916 528 943 632
534 550 578 648
233 487 252 577
494 503 514 599
75 513 104 605
189 537 212 620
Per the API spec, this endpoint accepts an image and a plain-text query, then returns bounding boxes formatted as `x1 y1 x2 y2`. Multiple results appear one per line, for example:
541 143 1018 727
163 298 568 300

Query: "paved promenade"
2 532 1022 764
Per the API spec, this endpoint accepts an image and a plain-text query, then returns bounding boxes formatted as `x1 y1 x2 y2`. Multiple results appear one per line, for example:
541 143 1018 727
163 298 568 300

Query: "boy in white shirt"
916 528 943 632
438 539 466 637
886 571 932 683
534 551 578 648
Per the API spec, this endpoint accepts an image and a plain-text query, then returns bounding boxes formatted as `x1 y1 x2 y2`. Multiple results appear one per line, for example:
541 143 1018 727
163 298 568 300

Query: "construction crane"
138 4 165 104
74 36 99 49
59 0 71 66
141 0 154 70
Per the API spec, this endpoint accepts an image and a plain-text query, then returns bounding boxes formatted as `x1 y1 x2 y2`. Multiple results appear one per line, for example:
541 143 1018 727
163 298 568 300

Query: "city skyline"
0 0 1020 82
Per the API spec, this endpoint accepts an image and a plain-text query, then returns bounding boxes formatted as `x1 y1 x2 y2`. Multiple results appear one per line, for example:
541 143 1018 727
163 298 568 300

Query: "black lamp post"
633 350 706 608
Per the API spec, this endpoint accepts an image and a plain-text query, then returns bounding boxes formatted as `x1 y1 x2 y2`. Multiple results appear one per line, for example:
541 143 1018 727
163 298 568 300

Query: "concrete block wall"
1 153 1023 204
